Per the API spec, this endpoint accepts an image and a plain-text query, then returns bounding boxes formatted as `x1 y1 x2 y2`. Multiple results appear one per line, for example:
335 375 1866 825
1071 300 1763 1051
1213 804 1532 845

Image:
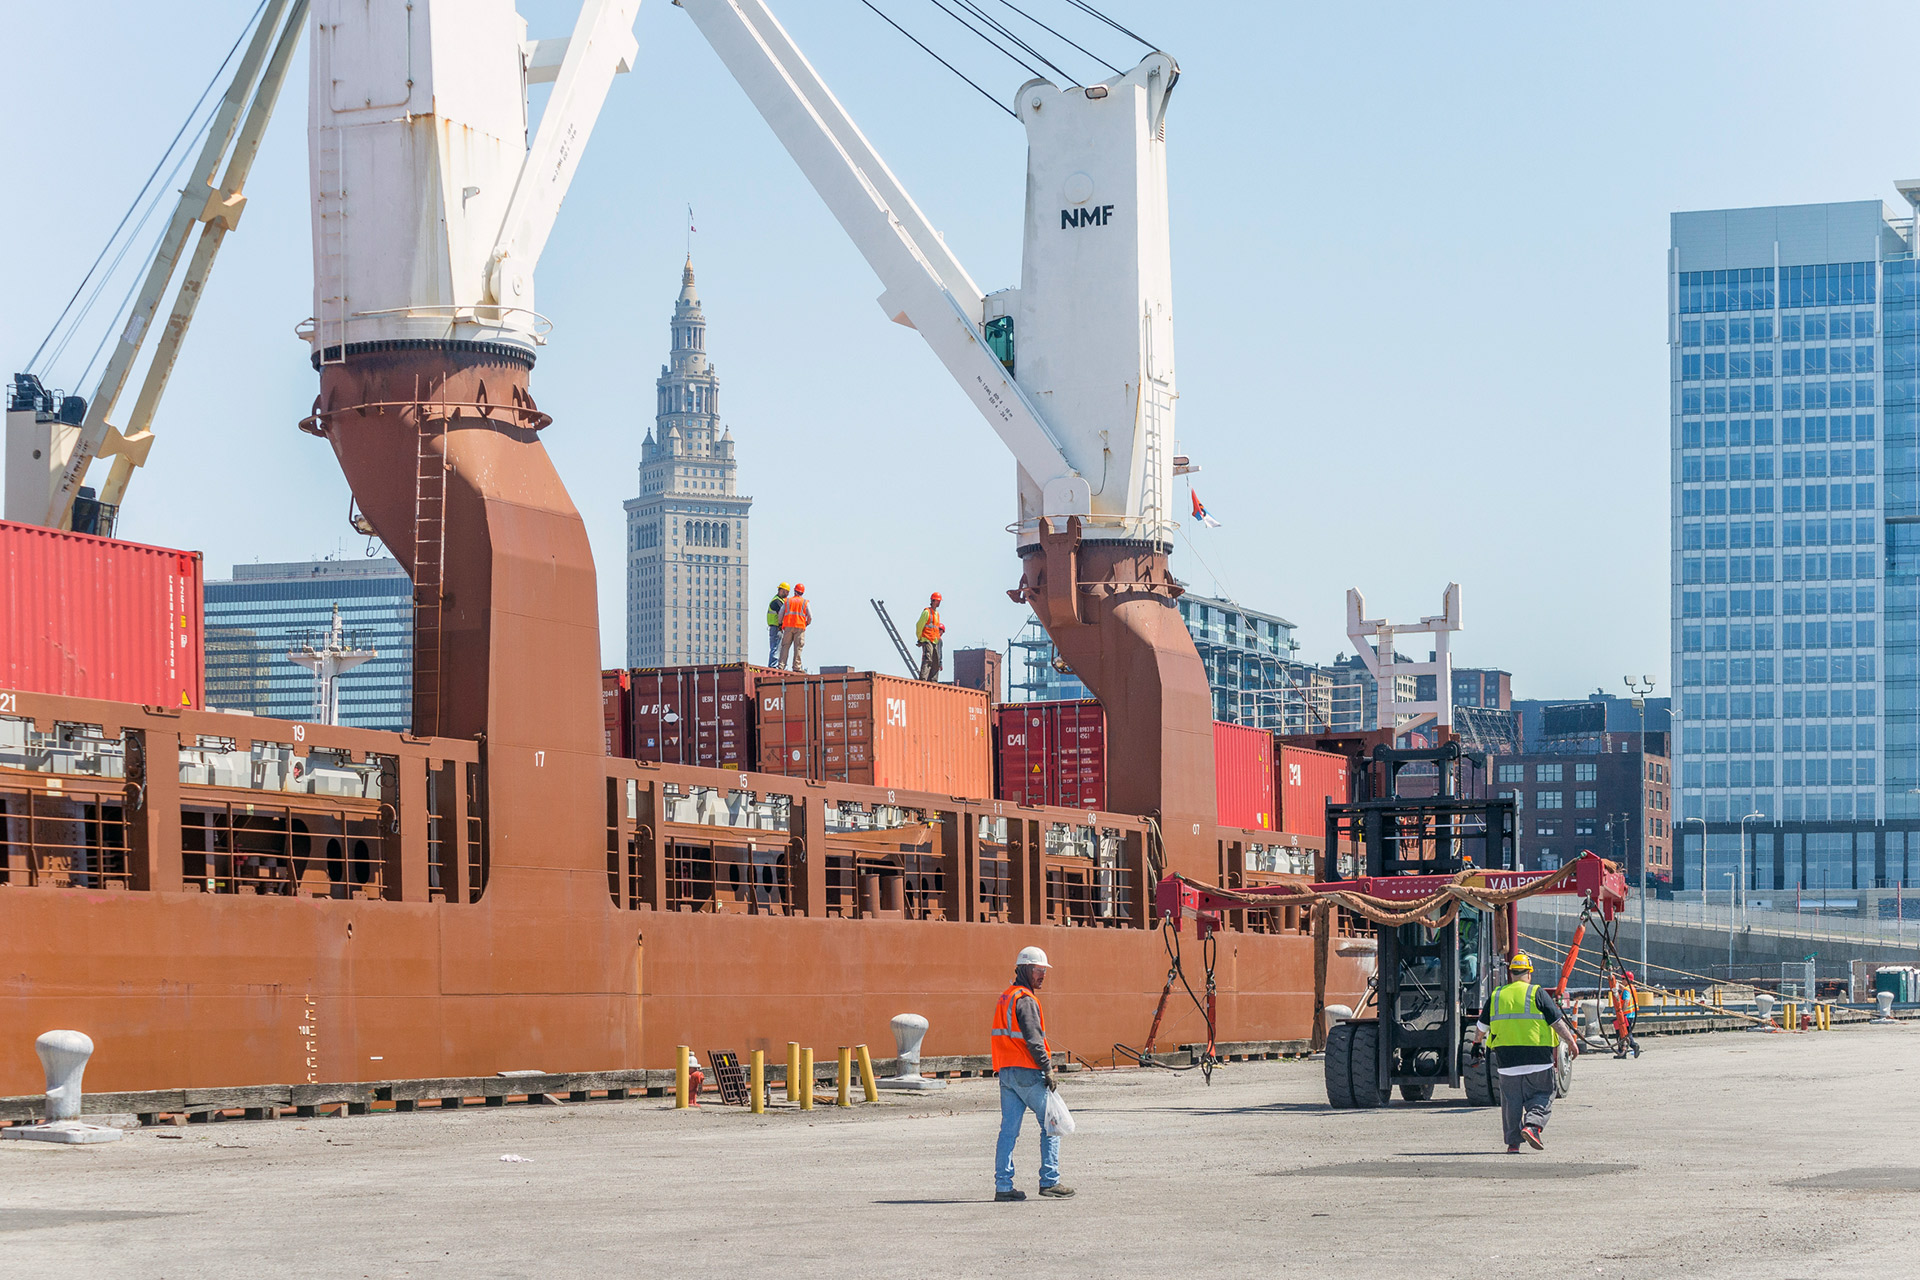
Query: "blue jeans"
767 625 782 666
994 1066 1060 1191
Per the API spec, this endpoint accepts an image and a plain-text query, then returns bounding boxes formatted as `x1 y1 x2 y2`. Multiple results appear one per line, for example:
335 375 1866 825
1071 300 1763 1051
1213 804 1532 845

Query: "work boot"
1521 1125 1544 1150
1038 1184 1076 1198
994 1189 1026 1202
1506 1145 1520 1154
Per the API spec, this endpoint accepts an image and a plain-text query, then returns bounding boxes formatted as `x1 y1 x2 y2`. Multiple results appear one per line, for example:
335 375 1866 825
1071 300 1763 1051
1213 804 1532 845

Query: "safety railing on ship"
0 693 483 902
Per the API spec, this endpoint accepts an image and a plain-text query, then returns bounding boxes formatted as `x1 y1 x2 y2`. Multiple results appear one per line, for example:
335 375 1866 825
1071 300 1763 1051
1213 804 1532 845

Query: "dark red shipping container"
624 664 773 769
994 700 1106 809
601 670 630 757
1277 744 1350 838
1213 720 1274 831
755 671 991 796
0 519 203 708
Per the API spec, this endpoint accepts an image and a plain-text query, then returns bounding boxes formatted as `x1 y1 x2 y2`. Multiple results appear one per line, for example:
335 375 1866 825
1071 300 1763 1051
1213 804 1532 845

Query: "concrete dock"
3 1025 1916 1279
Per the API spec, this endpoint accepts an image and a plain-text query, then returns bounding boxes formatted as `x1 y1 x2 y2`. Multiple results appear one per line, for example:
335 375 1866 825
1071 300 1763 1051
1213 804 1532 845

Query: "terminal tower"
625 259 752 666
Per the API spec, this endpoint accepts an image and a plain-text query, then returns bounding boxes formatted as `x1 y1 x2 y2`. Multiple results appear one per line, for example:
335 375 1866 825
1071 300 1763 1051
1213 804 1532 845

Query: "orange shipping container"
755 672 992 797
1213 720 1274 831
1277 744 1350 838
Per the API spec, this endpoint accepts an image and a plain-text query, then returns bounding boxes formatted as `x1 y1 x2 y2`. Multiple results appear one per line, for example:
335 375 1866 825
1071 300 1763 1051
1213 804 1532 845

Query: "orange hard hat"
794 583 805 594
931 592 942 603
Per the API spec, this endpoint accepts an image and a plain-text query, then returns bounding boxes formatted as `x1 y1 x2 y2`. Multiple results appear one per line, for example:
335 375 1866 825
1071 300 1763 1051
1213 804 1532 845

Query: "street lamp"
1737 809 1764 928
1625 675 1657 973
1724 871 1736 978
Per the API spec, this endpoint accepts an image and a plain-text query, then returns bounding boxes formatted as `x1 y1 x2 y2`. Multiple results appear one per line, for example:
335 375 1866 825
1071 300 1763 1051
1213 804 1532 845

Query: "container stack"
992 699 1106 809
754 671 992 796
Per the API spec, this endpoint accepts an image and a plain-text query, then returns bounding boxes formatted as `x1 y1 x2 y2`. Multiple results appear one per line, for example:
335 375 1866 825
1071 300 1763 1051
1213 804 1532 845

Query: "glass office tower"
204 557 413 731
1670 198 1920 900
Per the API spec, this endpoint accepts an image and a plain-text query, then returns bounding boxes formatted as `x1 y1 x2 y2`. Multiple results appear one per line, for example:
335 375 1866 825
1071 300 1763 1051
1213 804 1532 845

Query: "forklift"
1317 743 1621 1109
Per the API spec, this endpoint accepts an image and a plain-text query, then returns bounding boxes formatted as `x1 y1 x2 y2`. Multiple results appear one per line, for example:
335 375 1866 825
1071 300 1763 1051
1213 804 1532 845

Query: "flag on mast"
1191 489 1221 529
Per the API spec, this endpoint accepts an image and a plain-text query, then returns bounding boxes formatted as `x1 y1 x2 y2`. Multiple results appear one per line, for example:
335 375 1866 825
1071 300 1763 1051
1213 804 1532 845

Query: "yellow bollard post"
751 1049 766 1115
837 1047 852 1107
799 1048 814 1110
787 1042 801 1104
1785 1001 1797 1030
856 1043 879 1102
675 1045 691 1109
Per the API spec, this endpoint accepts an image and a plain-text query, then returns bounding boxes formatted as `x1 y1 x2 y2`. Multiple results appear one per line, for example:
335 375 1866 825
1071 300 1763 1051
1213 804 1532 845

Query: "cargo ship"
0 2 1375 1095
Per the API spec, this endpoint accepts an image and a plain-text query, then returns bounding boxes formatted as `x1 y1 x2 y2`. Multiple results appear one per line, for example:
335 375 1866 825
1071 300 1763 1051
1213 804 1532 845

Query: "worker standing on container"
1466 952 1580 1153
916 592 946 681
765 583 790 666
991 946 1074 1201
779 584 810 672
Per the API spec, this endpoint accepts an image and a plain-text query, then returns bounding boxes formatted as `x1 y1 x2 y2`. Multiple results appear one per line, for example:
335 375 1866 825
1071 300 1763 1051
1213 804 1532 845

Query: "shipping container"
1213 721 1274 831
623 664 773 769
601 670 630 757
755 671 991 797
0 519 203 708
1277 743 1350 838
993 699 1106 809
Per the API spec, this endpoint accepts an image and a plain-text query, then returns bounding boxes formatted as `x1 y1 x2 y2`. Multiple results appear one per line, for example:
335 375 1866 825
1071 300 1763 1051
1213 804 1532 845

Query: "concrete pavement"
3 1024 1916 1279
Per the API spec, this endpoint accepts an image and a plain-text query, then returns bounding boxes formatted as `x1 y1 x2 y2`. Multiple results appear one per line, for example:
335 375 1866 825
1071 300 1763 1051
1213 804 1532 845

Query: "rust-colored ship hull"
1 343 1367 1095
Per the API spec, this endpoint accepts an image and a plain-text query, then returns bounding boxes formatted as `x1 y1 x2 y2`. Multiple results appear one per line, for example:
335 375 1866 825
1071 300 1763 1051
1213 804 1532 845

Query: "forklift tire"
1349 1023 1384 1108
1554 1048 1573 1099
1323 1022 1356 1109
1398 1083 1434 1102
1462 1052 1499 1108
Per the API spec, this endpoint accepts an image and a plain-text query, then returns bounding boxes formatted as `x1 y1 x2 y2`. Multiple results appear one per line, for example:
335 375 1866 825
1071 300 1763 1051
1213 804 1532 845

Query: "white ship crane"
677 0 1178 545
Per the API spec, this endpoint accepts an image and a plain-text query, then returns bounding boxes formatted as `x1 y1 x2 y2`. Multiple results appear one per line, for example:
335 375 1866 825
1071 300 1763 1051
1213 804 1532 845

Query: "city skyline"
13 3 1920 694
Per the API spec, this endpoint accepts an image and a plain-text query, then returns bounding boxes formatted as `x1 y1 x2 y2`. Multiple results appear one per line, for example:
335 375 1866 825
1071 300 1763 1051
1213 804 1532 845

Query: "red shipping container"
601 670 630 757
994 700 1106 810
754 671 991 797
1277 744 1350 839
625 664 772 769
0 519 202 708
1213 720 1274 831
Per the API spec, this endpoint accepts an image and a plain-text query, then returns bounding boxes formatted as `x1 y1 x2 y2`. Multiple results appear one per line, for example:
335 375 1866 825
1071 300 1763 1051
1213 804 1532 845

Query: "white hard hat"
1015 946 1051 969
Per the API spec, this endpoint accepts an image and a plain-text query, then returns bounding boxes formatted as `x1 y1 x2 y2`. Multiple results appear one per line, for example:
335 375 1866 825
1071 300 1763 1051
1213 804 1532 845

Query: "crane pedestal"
305 341 605 904
1014 517 1217 880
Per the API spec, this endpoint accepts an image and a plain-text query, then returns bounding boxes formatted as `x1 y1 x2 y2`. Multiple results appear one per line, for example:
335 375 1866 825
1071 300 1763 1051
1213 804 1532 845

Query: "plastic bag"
1043 1088 1075 1137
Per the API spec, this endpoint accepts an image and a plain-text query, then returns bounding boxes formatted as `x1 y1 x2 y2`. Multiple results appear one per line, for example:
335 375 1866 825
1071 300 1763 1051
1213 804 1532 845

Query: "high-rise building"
1670 194 1920 898
626 259 752 667
204 557 412 730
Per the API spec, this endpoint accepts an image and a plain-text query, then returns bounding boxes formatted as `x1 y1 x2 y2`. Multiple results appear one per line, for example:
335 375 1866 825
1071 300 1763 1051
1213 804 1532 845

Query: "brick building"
1492 732 1673 885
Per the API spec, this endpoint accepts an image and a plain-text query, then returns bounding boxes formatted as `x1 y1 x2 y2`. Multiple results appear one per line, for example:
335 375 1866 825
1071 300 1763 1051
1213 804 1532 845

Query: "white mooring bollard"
1755 994 1775 1028
877 1013 945 1091
1323 1004 1353 1033
1 1030 123 1144
1874 990 1897 1023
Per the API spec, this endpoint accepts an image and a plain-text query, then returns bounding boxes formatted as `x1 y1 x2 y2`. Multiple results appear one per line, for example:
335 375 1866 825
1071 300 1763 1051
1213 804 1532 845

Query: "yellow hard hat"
1508 952 1534 974
777 583 790 592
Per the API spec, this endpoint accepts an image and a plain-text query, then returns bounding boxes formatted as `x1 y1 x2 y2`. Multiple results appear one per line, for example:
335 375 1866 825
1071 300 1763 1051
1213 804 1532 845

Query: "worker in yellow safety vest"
991 945 1073 1201
778 584 811 672
1465 952 1581 1153
765 584 789 666
916 592 946 681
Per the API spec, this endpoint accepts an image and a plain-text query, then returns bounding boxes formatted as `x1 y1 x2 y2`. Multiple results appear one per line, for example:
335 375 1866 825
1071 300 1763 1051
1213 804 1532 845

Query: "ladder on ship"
413 415 448 736
869 599 919 677
1141 304 1174 542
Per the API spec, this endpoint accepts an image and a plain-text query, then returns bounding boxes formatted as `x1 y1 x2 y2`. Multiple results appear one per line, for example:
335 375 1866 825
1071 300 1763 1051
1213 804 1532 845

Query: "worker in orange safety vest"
778 584 811 672
915 592 945 681
991 945 1073 1201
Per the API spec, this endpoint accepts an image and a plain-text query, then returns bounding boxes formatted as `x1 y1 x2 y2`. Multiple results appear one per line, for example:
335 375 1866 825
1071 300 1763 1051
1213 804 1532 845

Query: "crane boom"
43 0 295 530
678 0 1087 519
99 0 309 511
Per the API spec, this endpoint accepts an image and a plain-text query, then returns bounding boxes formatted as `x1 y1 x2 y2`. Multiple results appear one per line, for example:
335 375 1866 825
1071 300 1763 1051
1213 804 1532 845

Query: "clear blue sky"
9 1 1919 701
